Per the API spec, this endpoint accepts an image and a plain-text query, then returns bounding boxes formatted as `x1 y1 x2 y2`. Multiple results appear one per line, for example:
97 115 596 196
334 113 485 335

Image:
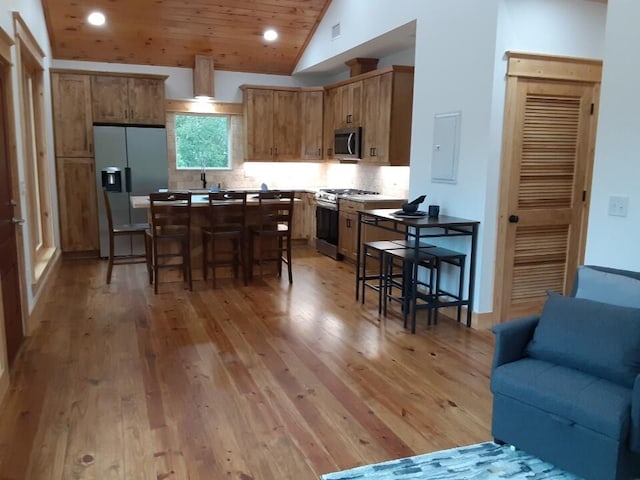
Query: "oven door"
316 201 341 259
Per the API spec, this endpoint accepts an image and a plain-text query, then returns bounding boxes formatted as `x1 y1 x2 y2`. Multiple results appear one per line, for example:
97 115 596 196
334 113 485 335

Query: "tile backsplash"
167 114 409 198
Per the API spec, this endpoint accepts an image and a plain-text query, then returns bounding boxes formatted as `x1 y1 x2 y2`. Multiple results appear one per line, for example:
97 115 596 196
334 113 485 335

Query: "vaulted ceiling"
41 0 332 75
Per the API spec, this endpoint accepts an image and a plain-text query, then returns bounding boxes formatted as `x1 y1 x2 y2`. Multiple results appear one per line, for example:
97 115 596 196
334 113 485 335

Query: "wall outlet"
608 195 629 217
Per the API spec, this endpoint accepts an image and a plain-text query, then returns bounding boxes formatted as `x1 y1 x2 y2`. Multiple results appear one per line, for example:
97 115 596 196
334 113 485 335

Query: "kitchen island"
130 193 306 283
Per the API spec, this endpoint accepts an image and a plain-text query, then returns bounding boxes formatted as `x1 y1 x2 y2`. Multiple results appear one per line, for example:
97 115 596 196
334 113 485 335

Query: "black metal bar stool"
427 246 466 324
383 247 438 332
360 240 406 313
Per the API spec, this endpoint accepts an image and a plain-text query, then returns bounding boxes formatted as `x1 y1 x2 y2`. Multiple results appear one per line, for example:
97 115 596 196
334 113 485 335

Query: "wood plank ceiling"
41 0 332 75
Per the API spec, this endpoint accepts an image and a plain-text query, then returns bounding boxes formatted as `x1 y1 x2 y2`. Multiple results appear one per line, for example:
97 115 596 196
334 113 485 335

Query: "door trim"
0 28 29 338
493 52 602 325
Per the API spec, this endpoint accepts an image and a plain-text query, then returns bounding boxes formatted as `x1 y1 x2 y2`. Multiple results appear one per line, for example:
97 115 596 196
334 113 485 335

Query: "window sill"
31 247 57 295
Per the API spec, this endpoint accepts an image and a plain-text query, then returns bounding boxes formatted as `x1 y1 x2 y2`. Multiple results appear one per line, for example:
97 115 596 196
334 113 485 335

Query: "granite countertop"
340 194 406 202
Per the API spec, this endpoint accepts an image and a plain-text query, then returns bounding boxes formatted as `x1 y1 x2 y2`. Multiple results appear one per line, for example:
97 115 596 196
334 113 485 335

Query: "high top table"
356 209 480 329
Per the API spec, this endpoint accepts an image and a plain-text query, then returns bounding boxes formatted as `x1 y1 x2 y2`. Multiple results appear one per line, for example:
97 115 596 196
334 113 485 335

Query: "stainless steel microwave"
334 127 362 159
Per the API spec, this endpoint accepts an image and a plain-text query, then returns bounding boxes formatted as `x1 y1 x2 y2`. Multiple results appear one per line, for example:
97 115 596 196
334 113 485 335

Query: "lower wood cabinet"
56 157 100 252
292 192 316 243
338 198 405 263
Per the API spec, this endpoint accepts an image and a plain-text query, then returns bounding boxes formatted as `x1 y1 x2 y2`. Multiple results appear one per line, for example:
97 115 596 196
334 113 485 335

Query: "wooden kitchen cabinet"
242 86 304 161
323 87 339 159
338 198 405 263
300 89 324 160
292 192 316 243
322 66 414 165
56 157 100 252
51 73 94 157
362 68 414 166
362 73 392 164
91 74 166 125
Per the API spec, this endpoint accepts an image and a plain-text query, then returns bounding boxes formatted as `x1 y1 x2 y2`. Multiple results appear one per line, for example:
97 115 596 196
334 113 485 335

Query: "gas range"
315 188 379 205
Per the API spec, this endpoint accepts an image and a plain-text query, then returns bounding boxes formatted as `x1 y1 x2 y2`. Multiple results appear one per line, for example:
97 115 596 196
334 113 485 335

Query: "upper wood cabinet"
323 87 339 159
51 73 94 157
338 81 362 128
242 86 304 161
323 66 414 165
300 89 324 160
362 73 393 164
91 74 166 125
363 68 414 166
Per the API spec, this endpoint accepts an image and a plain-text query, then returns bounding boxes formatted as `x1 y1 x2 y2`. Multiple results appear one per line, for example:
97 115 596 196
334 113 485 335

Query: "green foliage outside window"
175 114 230 169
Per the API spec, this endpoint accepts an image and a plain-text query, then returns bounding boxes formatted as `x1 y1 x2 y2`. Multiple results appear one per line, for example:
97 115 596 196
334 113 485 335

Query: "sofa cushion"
491 358 631 440
526 292 640 388
574 266 640 308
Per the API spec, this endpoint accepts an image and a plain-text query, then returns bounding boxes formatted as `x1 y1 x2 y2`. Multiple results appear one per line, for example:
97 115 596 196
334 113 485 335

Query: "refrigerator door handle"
125 167 132 193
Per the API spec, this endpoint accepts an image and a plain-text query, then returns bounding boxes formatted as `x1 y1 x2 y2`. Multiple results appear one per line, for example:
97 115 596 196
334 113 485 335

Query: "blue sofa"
491 266 640 480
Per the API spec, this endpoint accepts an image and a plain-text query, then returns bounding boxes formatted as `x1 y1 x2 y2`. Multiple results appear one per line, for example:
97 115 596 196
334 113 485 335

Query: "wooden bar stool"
102 188 150 284
201 191 248 288
145 192 192 294
250 191 294 284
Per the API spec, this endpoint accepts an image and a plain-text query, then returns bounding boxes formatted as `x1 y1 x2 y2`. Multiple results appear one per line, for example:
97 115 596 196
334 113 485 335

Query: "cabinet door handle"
270 147 273 155
274 147 278 155
125 109 129 119
509 215 519 223
130 108 134 120
346 114 352 124
318 148 321 156
327 148 333 156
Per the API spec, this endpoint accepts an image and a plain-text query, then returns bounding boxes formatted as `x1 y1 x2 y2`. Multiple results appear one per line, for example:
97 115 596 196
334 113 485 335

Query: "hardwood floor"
0 247 495 480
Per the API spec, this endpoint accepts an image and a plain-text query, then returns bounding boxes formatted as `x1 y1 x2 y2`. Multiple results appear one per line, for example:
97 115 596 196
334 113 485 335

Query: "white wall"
585 0 640 269
1 0 58 313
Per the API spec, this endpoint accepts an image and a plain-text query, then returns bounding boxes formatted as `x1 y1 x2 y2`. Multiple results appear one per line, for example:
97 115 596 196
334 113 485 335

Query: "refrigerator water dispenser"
101 167 122 193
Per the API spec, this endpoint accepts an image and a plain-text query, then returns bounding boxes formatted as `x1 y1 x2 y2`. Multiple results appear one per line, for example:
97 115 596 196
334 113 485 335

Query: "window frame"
174 112 232 171
14 13 55 289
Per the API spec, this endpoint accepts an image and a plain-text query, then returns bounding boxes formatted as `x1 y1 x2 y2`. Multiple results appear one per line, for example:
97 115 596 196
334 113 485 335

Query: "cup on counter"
428 205 440 218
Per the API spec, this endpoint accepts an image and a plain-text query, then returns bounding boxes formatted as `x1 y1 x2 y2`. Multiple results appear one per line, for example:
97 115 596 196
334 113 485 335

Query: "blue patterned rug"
320 442 581 479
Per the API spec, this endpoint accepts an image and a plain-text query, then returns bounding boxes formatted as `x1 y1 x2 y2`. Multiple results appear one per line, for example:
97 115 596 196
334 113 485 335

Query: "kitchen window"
175 113 230 169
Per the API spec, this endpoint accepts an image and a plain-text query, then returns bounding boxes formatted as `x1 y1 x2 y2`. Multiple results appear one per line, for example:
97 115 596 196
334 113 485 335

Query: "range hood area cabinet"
50 69 168 253
241 85 324 162
323 66 414 166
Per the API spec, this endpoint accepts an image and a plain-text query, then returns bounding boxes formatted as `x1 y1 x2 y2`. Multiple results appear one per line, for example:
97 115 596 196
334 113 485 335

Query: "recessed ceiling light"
263 29 278 42
87 11 106 26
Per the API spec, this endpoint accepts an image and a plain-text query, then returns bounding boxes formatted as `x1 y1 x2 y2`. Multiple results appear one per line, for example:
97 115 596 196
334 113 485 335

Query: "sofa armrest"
491 315 540 371
630 375 640 452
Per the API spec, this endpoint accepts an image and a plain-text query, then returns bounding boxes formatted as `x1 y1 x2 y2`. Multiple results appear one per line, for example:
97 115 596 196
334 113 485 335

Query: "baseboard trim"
437 306 495 330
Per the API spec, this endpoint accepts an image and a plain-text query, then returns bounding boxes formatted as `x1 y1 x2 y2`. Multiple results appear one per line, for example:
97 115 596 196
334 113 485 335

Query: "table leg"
467 223 479 327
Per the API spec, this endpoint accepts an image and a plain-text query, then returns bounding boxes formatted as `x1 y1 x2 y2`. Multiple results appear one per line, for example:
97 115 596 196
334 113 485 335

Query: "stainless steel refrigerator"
94 126 168 257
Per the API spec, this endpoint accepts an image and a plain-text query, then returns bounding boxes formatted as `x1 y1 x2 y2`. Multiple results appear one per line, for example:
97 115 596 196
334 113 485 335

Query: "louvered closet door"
501 78 594 320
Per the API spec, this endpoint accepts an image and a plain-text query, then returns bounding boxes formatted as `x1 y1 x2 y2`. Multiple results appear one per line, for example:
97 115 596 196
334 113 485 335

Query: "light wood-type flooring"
0 247 495 480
